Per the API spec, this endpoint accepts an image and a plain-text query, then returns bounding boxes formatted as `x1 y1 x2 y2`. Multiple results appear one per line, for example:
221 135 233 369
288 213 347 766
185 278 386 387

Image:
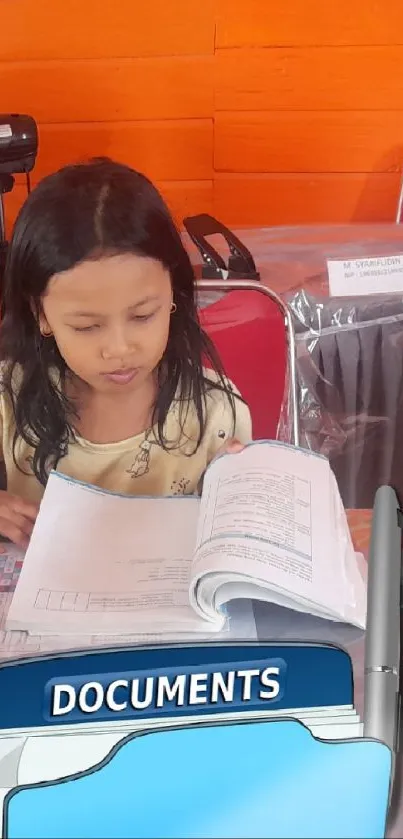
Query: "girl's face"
39 253 173 393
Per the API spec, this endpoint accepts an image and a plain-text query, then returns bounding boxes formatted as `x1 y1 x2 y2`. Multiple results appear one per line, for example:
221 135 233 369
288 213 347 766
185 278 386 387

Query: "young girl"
0 158 252 548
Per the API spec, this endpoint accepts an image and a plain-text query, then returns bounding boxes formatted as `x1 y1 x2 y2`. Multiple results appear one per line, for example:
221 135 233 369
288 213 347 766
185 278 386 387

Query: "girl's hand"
198 439 246 494
215 438 245 458
0 492 39 549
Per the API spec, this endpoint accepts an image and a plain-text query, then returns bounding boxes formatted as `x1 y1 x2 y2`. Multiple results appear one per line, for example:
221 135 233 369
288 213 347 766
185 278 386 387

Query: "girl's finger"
0 509 34 539
0 499 36 531
9 496 39 521
0 517 30 549
225 439 245 454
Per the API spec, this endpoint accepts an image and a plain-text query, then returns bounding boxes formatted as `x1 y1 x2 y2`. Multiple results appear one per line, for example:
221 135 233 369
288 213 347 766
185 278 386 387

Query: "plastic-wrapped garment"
288 289 403 508
186 220 403 509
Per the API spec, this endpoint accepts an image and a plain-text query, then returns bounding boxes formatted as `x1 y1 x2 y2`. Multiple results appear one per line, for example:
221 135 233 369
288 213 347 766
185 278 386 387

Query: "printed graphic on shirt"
170 478 191 495
126 441 153 479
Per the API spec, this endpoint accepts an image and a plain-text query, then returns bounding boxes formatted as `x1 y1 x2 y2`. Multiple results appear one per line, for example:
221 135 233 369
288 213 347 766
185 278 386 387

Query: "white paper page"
191 442 362 626
309 721 363 739
0 593 259 660
327 254 403 296
6 472 221 635
330 471 367 626
0 550 257 661
0 707 361 790
15 714 359 780
0 705 359 741
0 707 361 753
202 579 344 623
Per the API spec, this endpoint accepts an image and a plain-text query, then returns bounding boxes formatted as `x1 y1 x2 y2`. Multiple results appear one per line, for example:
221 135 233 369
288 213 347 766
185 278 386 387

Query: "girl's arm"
205 382 253 467
0 391 39 547
0 491 39 548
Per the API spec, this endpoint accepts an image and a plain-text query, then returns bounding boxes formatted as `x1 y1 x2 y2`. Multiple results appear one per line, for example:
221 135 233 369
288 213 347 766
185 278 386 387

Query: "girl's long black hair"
0 157 236 486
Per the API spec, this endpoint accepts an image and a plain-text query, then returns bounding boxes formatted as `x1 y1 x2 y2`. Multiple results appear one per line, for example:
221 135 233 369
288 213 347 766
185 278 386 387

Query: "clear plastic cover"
188 224 403 509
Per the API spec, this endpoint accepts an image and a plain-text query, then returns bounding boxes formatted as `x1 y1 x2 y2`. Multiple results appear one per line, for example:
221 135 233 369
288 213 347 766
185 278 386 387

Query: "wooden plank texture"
26 120 213 182
4 181 213 237
0 57 214 122
215 111 403 173
216 0 403 47
160 181 213 223
0 0 215 60
3 2 402 229
215 47 403 111
213 174 402 226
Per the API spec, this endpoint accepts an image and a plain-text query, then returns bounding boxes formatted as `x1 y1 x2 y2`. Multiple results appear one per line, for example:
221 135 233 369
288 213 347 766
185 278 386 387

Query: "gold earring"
170 302 177 314
41 328 53 338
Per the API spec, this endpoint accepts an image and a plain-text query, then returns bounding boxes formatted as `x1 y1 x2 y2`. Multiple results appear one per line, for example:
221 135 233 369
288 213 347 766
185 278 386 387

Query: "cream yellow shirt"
0 369 252 504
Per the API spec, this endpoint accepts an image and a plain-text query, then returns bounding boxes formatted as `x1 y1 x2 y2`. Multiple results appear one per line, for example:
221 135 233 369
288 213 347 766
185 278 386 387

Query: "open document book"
5 441 367 636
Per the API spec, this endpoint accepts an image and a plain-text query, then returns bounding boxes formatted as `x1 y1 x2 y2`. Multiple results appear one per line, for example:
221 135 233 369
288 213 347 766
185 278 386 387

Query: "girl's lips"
102 368 139 385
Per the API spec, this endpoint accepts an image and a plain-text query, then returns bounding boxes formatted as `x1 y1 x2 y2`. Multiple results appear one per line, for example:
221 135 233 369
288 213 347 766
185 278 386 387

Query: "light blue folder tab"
4 719 392 839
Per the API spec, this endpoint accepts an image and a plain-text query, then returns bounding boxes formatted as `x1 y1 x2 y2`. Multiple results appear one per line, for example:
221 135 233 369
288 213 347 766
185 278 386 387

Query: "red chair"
185 214 299 444
198 280 299 444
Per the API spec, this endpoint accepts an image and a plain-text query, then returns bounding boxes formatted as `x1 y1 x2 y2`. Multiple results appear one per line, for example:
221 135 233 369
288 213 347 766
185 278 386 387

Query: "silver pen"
364 485 401 766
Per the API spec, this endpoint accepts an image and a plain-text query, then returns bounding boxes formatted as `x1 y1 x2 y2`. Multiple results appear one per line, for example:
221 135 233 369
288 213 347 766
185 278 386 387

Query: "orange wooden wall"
2 0 403 232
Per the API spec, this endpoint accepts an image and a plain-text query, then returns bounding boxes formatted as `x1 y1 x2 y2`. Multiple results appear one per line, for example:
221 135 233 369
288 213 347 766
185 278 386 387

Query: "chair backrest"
199 288 287 440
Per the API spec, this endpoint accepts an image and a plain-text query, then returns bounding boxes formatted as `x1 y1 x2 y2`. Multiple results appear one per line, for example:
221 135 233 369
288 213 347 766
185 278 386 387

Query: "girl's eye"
73 325 99 332
131 312 155 322
71 312 156 332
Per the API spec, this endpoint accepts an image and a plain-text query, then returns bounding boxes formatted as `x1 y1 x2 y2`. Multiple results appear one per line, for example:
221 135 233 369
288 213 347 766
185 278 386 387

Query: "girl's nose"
101 326 133 361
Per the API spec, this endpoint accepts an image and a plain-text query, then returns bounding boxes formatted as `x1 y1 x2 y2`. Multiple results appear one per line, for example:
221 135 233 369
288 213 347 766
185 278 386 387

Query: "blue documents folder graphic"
0 642 354 730
4 718 391 839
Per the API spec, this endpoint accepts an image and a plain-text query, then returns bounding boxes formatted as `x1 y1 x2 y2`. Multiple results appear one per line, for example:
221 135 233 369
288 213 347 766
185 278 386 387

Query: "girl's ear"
38 311 52 337
30 300 51 337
